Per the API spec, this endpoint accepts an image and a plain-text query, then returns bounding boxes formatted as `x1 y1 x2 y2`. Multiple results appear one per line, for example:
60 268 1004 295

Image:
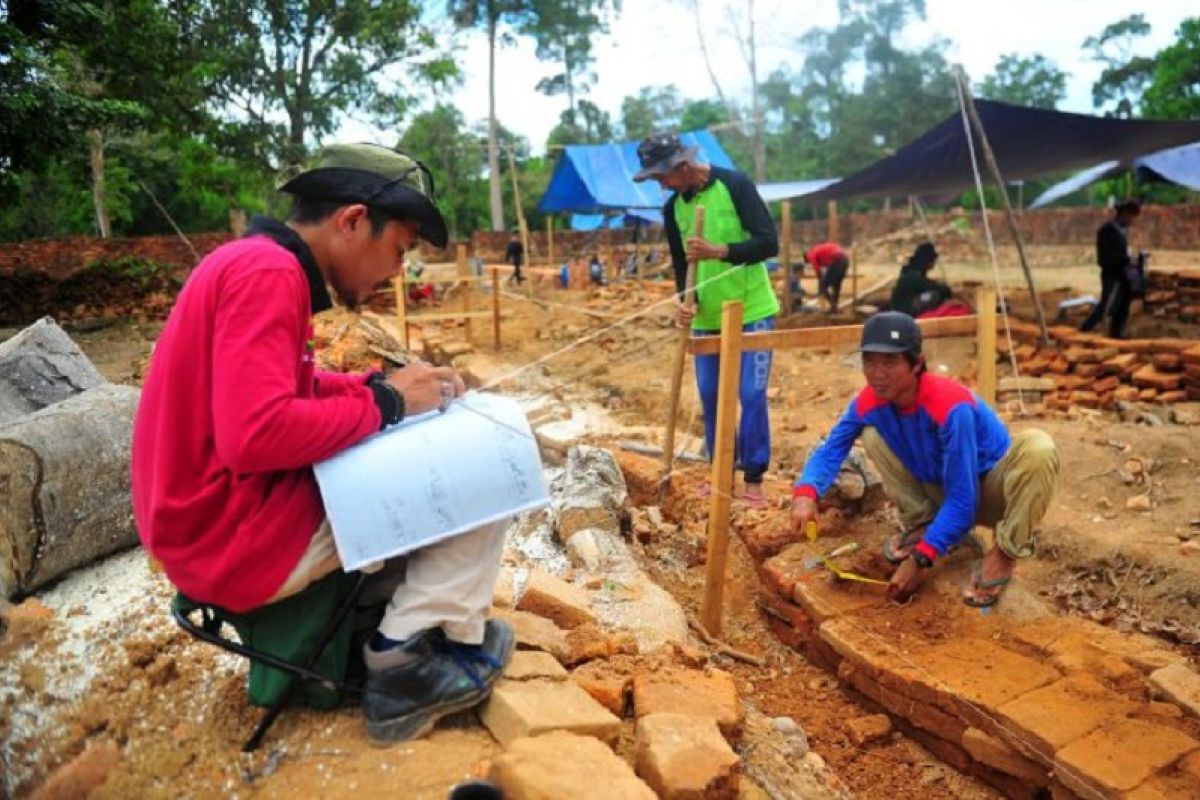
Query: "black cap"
278 143 448 248
860 311 922 354
633 133 699 182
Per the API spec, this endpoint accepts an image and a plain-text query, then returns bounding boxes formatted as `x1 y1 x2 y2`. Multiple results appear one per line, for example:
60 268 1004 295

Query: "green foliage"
1142 17 1200 120
399 104 490 240
546 100 614 148
527 0 618 112
1083 14 1156 116
978 54 1067 109
85 255 178 288
619 86 685 140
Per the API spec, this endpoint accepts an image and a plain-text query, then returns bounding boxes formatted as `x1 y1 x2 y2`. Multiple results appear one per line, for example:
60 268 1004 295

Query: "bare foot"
741 482 768 510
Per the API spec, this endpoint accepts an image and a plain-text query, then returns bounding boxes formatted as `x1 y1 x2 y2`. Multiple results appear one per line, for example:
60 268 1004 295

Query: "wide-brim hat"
633 133 699 182
279 143 448 248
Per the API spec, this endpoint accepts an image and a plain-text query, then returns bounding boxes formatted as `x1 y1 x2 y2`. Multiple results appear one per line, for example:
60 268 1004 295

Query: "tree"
619 85 684 139
978 54 1067 109
1083 14 1156 116
197 1 456 169
528 0 618 115
1142 17 1200 120
546 100 613 148
398 104 489 240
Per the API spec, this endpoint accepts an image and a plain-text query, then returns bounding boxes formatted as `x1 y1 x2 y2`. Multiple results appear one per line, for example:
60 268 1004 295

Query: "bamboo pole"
780 199 792 313
658 206 705 503
827 200 839 243
457 243 472 341
976 285 997 407
492 266 502 352
506 146 534 300
954 65 1050 348
850 244 858 311
392 275 409 350
699 299 744 636
547 216 554 266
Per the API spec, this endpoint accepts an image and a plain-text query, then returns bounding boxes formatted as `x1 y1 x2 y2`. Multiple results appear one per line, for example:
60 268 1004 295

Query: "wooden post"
850 244 858 311
976 285 997 407
547 216 554 266
699 300 744 637
780 200 792 314
491 266 502 352
506 146 534 300
827 200 839 244
392 276 409 350
954 65 1050 348
457 243 472 341
659 206 705 502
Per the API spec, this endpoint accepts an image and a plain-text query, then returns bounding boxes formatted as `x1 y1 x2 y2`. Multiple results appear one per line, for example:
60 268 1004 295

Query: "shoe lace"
436 639 502 691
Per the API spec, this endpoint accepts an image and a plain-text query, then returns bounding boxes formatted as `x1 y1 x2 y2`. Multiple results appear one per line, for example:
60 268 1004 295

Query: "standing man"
504 229 525 284
132 144 514 745
789 312 1060 606
805 240 851 312
1080 201 1141 339
634 133 779 508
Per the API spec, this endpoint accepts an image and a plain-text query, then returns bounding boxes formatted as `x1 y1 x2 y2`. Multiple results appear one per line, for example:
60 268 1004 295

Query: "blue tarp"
537 130 734 213
801 100 1200 204
756 178 840 203
1030 141 1200 208
569 209 664 231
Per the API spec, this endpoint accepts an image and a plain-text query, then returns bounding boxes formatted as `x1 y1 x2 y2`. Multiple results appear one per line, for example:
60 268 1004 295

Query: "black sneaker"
363 619 515 743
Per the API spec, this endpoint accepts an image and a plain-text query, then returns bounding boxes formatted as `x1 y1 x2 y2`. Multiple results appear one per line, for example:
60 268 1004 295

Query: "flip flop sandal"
740 491 769 511
962 561 1012 608
882 527 924 565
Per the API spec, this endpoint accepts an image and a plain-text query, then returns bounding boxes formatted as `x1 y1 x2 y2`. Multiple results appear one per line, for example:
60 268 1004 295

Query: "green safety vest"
673 177 779 330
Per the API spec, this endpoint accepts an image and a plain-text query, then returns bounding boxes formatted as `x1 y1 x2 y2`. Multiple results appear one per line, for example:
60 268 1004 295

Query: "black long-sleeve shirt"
663 165 778 294
1096 219 1131 272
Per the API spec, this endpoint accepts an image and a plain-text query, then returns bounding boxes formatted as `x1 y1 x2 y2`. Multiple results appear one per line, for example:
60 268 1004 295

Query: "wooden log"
1 385 139 599
0 317 107 426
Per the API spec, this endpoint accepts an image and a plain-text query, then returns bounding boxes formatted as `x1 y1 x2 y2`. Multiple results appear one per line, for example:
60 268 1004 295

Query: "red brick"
635 713 740 799
916 639 1060 730
632 668 742 739
1054 717 1198 797
489 731 656 800
1149 663 1200 719
962 727 1050 786
838 661 966 743
997 672 1132 761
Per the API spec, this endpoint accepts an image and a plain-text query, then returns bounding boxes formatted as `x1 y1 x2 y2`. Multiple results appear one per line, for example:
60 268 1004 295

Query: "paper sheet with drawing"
314 392 549 571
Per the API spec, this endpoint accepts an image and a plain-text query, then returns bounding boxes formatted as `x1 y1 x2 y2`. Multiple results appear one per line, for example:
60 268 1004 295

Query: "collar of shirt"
245 215 333 314
680 167 717 203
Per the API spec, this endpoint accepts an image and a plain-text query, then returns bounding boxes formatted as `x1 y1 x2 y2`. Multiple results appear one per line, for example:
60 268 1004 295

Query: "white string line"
954 72 1029 415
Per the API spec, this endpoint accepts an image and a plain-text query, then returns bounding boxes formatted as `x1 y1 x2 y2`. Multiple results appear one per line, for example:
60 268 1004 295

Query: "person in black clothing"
504 231 525 284
890 242 952 317
1080 201 1142 338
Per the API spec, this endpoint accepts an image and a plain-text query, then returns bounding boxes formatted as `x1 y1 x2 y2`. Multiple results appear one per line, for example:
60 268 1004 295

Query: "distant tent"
1030 141 1200 208
798 100 1200 204
537 130 734 213
756 179 840 203
569 209 664 231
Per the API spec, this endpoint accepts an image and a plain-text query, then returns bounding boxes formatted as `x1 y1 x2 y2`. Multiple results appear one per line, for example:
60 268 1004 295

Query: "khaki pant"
268 519 508 645
861 427 1060 559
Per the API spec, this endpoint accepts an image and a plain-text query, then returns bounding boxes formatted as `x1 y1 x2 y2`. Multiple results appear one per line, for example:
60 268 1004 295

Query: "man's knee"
1011 428 1060 476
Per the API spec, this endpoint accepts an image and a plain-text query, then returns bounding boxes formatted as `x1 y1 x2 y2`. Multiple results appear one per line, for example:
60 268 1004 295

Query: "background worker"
789 312 1060 606
504 229 525 284
132 144 514 745
805 240 851 311
634 132 779 508
1080 200 1143 339
890 242 953 317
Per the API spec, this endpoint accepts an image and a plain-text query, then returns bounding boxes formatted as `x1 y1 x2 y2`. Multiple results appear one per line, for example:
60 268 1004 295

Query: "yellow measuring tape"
820 558 889 586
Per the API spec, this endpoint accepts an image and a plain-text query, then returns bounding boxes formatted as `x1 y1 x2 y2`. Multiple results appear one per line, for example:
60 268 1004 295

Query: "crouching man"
789 312 1060 606
132 143 514 743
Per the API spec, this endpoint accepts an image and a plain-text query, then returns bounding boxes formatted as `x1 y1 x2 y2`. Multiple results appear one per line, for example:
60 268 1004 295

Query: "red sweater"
131 233 381 612
805 242 845 274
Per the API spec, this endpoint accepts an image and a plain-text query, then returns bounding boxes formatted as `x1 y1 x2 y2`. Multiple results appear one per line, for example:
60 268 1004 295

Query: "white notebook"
314 391 549 571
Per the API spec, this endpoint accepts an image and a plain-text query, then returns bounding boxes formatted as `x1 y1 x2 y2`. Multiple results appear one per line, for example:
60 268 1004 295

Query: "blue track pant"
694 316 774 483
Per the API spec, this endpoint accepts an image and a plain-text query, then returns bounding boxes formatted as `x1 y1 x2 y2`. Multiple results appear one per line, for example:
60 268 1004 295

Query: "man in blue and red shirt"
132 143 514 744
790 312 1060 605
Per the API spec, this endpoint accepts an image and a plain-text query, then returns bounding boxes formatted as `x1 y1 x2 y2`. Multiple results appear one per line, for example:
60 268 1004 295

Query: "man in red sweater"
132 143 514 744
805 241 850 311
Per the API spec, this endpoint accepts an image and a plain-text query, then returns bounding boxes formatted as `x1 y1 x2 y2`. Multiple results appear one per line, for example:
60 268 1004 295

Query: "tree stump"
0 317 106 426
1 384 140 599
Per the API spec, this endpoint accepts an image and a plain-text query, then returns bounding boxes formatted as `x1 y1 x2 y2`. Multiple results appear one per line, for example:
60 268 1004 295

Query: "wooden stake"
546 216 554 266
976 285 997 407
700 299 744 637
505 146 534 300
659 206 705 503
827 200 839 243
850 244 858 311
954 65 1050 348
392 275 409 350
491 266 501 351
780 199 792 314
457 244 472 341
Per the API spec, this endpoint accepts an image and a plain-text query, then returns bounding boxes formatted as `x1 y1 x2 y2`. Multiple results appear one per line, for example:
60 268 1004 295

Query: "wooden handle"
682 206 706 308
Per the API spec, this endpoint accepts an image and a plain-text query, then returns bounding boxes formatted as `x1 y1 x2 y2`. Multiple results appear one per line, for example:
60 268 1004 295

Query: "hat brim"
858 343 914 354
632 145 699 182
279 168 449 249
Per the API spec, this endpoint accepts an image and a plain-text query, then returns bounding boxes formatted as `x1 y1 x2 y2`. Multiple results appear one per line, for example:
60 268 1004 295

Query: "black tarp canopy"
802 99 1200 203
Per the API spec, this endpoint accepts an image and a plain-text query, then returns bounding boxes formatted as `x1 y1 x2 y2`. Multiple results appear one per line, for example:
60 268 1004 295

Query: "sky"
341 0 1194 158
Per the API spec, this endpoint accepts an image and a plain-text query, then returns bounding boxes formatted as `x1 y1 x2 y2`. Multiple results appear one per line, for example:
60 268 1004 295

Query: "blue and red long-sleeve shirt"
794 373 1011 560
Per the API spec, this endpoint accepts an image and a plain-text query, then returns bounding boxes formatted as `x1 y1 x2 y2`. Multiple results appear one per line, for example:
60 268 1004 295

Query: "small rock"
771 716 801 734
1126 494 1154 512
1180 541 1200 557
845 714 892 746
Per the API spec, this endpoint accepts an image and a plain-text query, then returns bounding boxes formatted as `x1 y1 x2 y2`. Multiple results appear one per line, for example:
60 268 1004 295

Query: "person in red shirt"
804 241 850 311
131 143 514 744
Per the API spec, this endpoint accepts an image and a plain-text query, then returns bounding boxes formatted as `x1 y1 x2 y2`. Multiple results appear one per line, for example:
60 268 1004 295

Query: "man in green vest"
634 133 780 508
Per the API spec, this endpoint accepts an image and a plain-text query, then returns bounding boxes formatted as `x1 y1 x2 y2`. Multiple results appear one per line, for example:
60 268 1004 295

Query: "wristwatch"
911 549 934 569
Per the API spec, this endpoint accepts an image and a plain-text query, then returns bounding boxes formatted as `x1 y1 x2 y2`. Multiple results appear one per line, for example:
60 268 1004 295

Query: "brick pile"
995 319 1200 410
1144 270 1200 325
749 525 1200 799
